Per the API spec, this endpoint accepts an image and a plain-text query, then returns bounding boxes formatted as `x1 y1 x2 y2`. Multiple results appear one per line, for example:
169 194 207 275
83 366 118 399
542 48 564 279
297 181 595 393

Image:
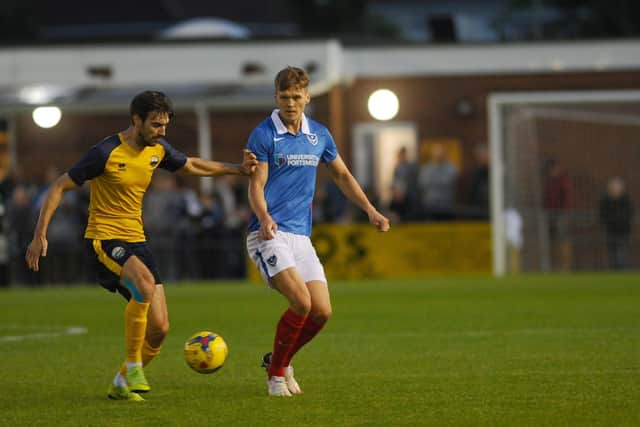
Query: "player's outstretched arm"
181 149 257 177
248 161 277 240
25 173 78 271
327 155 390 232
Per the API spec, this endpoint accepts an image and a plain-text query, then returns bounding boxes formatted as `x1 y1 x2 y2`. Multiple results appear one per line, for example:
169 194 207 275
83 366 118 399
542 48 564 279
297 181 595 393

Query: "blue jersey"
247 110 338 236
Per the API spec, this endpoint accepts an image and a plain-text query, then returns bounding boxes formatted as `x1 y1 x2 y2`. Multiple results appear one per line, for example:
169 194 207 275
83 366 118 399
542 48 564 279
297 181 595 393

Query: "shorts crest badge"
150 155 159 167
111 246 126 260
267 255 278 266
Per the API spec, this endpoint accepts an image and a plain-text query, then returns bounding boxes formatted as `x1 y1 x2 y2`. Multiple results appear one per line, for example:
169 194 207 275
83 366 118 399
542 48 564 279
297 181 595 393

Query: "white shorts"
246 230 327 286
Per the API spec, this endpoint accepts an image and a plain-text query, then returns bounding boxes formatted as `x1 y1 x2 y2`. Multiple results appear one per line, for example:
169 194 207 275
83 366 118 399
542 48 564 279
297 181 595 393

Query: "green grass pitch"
1 274 639 426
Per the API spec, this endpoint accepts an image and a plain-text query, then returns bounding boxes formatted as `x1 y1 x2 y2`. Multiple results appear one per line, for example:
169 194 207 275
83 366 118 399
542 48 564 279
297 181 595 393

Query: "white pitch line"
0 326 88 343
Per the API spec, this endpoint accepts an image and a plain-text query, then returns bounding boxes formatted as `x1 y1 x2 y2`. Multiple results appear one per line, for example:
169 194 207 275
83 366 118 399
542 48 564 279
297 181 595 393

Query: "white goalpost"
489 90 640 276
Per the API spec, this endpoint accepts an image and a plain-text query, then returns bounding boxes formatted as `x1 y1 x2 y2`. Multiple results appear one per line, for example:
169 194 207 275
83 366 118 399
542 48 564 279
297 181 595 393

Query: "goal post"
489 90 640 276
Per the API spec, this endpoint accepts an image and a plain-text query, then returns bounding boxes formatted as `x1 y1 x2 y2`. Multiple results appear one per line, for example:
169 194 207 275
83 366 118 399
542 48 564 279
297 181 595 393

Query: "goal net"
489 91 640 275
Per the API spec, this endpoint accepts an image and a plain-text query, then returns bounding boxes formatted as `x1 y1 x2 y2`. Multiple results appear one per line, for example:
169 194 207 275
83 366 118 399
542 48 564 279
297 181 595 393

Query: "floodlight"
368 89 399 121
33 106 62 128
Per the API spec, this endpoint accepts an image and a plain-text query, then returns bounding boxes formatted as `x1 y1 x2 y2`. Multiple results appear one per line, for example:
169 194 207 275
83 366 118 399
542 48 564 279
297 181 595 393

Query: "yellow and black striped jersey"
68 133 187 242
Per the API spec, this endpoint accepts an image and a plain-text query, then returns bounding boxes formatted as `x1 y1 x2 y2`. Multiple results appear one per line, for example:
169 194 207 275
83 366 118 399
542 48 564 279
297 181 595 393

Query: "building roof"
1 38 639 113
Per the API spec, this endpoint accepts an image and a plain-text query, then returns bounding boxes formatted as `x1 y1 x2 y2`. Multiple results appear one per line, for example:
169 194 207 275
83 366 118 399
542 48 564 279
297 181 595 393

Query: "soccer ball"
184 331 228 374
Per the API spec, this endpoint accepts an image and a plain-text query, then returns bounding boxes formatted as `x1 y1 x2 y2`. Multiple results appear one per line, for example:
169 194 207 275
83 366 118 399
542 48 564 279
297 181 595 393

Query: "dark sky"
4 0 294 25
2 0 640 44
0 0 296 43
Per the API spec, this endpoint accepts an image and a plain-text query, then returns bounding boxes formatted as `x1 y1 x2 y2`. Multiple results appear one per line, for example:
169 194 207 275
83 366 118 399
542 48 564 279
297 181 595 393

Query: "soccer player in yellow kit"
25 91 257 401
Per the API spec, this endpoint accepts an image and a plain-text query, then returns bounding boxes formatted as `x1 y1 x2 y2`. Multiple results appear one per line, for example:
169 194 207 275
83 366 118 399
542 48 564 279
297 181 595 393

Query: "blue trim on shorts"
124 278 145 302
85 239 162 301
255 250 272 279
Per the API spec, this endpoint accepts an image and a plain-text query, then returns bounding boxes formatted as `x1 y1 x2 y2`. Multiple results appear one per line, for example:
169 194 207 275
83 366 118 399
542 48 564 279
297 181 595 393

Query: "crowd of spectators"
0 143 494 286
1 140 635 285
0 167 256 286
382 142 490 225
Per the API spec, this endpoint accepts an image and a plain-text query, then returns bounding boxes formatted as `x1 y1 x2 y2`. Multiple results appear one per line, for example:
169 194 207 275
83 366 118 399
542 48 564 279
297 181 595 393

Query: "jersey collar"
271 109 311 136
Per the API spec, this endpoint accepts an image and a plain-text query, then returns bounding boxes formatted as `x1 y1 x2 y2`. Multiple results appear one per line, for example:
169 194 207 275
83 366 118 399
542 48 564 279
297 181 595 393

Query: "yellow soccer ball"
184 331 228 374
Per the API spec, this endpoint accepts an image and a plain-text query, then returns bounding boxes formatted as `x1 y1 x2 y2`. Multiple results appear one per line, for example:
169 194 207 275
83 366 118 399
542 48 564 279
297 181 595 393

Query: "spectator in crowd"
0 165 11 287
175 177 204 280
6 185 37 284
389 146 419 222
599 176 634 270
543 158 574 271
200 191 226 230
2 165 39 286
197 191 227 278
323 180 348 223
0 166 16 202
215 175 252 278
313 179 348 224
0 186 7 287
417 143 458 221
31 166 86 284
32 165 61 211
213 175 237 227
0 164 35 206
41 190 85 284
215 174 252 229
143 171 183 281
467 143 490 220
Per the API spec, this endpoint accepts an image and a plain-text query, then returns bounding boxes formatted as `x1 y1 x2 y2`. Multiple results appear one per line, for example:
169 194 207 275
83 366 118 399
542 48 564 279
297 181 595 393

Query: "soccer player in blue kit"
246 67 390 397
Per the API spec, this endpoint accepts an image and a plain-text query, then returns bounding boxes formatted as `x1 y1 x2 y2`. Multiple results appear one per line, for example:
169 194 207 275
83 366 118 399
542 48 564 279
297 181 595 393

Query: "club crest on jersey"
306 133 318 146
274 154 287 168
267 255 278 266
150 155 159 167
111 246 126 260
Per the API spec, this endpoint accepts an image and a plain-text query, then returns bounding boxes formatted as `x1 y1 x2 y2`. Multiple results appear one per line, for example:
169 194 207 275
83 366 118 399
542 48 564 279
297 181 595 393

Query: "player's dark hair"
130 90 174 123
274 66 310 92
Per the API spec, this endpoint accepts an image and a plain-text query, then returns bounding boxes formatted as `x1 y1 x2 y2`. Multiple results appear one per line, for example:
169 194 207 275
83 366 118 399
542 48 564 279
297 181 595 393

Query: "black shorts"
85 239 162 300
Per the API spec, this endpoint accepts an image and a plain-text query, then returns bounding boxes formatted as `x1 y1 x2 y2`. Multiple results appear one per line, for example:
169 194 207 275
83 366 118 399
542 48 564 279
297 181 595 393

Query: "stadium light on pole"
367 89 399 121
32 106 62 128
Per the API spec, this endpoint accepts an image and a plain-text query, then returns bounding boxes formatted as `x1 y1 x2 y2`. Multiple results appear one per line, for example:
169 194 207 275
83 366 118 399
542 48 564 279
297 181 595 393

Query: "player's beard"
137 131 157 147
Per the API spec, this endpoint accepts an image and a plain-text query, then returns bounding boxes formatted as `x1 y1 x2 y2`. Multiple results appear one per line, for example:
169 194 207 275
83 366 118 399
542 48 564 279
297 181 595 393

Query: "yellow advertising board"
247 222 492 282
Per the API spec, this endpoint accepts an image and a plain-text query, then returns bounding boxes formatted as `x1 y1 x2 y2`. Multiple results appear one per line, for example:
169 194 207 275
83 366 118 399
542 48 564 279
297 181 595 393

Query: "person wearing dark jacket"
599 177 634 270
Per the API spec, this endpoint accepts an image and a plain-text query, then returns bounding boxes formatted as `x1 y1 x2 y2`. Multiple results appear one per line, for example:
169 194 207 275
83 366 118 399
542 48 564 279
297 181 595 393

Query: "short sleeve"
321 131 338 163
68 144 108 186
247 128 271 162
158 140 188 172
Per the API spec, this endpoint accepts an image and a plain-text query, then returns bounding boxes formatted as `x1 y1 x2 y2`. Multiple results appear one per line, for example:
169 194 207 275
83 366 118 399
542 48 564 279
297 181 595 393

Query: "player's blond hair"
274 66 310 92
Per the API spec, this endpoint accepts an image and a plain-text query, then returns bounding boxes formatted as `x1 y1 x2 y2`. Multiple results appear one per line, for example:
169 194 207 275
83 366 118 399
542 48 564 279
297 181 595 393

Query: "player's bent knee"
290 295 312 316
311 307 332 324
122 257 157 302
124 275 156 302
159 320 170 338
138 278 156 301
151 319 170 337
